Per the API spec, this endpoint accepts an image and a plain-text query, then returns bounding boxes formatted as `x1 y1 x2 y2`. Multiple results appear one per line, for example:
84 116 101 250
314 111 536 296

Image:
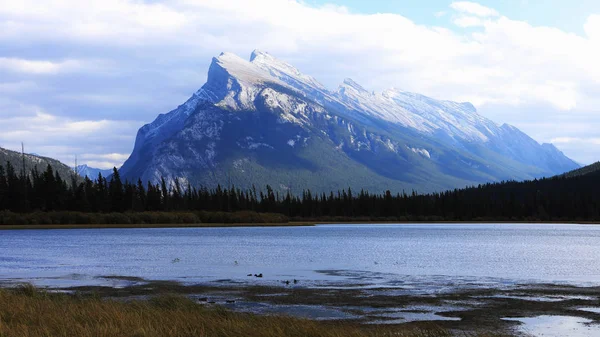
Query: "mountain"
0 147 76 180
120 50 579 193
76 165 113 179
560 162 600 178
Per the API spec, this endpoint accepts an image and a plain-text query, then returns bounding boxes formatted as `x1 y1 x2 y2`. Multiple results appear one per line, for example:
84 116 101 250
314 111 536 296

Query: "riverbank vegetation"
0 210 288 226
0 285 467 337
1 161 600 224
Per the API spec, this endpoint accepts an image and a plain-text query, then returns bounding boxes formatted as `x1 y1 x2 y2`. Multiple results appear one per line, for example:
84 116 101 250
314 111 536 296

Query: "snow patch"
384 139 396 152
248 142 273 150
409 147 431 159
233 158 250 173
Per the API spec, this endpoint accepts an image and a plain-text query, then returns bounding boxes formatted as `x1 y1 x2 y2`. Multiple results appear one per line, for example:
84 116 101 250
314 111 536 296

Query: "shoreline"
6 276 600 336
1 220 599 230
0 222 313 230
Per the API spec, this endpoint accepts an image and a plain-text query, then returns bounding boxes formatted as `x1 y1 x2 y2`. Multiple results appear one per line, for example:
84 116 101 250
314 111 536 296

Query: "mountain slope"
559 161 600 178
0 147 76 180
120 50 579 193
76 165 113 179
250 50 577 174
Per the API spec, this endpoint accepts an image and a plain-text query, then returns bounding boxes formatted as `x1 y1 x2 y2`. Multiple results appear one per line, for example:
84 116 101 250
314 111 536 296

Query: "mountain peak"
459 102 477 113
198 51 285 111
204 51 279 94
501 123 518 131
250 49 271 62
340 78 369 95
250 49 327 92
121 49 580 193
210 52 272 83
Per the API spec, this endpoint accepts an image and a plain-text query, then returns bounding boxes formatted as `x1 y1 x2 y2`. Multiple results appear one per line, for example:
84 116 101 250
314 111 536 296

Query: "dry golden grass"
0 285 507 337
0 286 451 337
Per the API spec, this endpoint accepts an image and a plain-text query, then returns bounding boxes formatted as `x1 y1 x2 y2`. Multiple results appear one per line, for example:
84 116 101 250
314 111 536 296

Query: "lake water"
2 223 600 288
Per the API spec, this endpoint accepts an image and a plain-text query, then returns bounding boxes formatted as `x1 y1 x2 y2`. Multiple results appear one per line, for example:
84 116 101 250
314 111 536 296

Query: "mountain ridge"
0 147 76 181
76 165 113 179
119 50 579 193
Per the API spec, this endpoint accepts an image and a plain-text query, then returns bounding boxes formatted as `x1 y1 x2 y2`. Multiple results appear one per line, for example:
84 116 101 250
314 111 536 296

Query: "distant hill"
0 147 76 181
76 165 113 179
560 162 600 178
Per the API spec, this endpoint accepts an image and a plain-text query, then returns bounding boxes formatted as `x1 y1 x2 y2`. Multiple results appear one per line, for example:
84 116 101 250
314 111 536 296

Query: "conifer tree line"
1 161 600 221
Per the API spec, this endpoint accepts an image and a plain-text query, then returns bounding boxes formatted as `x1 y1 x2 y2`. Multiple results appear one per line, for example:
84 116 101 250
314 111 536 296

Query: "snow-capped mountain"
76 165 113 179
119 50 579 193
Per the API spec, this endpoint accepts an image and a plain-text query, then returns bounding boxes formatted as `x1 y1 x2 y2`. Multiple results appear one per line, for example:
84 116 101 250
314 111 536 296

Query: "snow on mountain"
76 165 113 179
119 50 579 193
250 50 327 95
251 50 497 143
380 88 497 142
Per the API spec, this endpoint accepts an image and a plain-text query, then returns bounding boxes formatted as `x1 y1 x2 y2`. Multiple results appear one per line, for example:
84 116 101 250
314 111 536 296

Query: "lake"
2 223 600 288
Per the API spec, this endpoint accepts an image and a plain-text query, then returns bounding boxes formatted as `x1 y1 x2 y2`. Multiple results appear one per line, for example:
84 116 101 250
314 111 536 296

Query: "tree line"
1 161 599 223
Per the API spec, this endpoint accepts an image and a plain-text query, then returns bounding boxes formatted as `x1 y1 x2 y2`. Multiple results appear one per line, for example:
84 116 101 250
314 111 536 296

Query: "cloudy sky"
1 0 600 168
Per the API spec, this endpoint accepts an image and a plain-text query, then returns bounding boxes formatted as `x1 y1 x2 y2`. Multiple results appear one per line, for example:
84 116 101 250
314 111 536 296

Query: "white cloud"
84 153 130 162
56 93 150 106
0 58 84 74
0 81 40 93
453 16 485 28
584 14 600 40
0 101 138 168
0 0 599 164
551 137 600 145
79 153 131 169
450 1 499 17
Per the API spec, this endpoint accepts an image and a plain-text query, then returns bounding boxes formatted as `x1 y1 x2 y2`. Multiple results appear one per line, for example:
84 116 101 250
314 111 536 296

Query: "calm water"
2 224 600 288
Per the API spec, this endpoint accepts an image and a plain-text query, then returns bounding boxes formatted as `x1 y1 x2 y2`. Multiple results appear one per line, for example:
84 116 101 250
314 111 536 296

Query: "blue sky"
309 0 600 35
1 0 600 168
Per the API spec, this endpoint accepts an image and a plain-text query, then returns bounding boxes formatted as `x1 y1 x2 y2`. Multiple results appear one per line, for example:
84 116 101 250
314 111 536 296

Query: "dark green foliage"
0 210 287 225
560 161 600 178
0 147 76 183
0 160 599 224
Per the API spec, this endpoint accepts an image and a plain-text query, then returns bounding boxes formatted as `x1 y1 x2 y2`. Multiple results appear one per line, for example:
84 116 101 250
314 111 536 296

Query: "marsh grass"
0 286 505 337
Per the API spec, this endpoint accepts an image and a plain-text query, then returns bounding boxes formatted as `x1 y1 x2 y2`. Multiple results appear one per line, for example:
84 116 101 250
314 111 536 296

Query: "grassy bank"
0 286 463 337
1 219 597 230
2 210 596 230
0 222 308 230
0 210 289 227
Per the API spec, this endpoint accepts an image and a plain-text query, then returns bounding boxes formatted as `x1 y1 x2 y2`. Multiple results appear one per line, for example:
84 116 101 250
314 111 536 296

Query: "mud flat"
30 275 598 336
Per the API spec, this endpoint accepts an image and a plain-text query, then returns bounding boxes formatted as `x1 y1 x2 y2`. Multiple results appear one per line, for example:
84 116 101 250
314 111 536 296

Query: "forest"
1 161 599 224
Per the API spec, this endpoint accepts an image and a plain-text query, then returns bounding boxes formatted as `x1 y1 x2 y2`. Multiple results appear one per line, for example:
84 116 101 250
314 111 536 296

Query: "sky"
1 0 600 168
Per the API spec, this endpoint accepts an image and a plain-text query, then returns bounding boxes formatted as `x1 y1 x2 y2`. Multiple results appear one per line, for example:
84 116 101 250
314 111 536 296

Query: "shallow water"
577 307 600 314
3 224 600 288
503 315 600 337
365 304 465 325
